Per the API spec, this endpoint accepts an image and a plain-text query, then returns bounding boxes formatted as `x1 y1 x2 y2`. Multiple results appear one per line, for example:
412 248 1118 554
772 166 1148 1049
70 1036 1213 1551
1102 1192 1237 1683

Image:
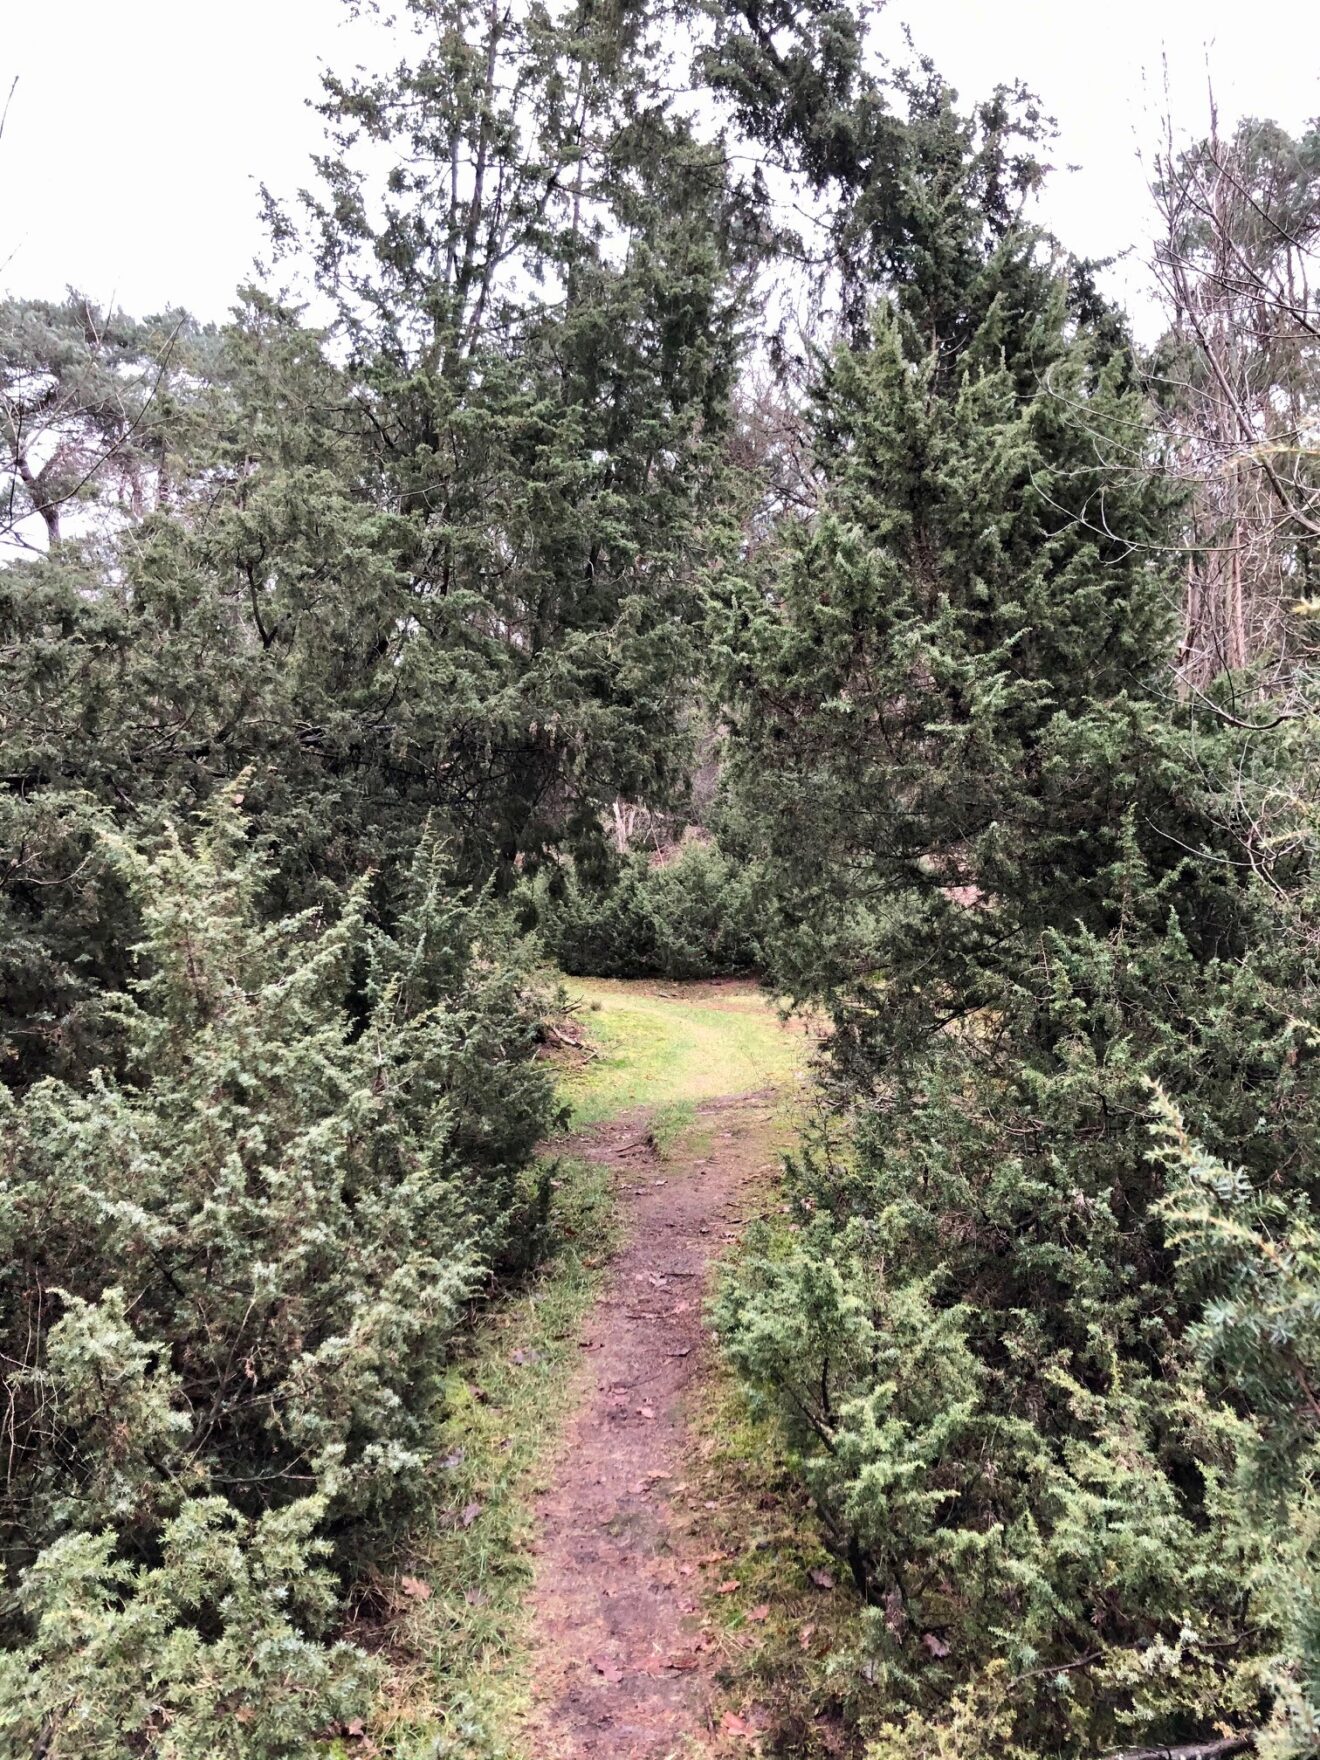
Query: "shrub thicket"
532 841 761 980
1153 1093 1320 1758
716 84 1320 1758
0 797 553 1754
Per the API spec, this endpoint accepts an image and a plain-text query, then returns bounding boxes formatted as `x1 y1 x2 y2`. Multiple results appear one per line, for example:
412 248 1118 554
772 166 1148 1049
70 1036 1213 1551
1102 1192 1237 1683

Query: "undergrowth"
689 1230 870 1758
360 1153 615 1758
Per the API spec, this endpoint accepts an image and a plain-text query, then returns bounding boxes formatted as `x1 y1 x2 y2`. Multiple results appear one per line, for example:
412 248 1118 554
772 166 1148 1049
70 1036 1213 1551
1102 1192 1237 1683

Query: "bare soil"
523 1092 782 1759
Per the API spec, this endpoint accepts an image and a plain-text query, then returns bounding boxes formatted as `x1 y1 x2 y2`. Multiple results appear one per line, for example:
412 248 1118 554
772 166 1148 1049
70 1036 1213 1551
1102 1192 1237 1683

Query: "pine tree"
0 296 215 548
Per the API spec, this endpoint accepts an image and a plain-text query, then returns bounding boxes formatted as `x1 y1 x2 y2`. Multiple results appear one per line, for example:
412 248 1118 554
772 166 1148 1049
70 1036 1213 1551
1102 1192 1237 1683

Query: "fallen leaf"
716 1579 739 1594
399 1575 432 1601
638 1405 656 1420
720 1711 753 1736
746 1603 770 1622
592 1655 624 1684
344 1718 365 1738
460 1501 482 1528
808 1566 835 1590
799 1623 816 1650
922 1632 951 1658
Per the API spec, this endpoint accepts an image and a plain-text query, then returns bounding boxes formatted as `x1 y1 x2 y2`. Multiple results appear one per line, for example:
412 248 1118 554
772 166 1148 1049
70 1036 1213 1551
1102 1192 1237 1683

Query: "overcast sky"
4 0 1318 333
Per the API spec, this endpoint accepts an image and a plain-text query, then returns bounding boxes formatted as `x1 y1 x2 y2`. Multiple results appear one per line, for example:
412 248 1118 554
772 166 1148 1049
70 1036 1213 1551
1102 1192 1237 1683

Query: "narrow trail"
524 1084 785 1759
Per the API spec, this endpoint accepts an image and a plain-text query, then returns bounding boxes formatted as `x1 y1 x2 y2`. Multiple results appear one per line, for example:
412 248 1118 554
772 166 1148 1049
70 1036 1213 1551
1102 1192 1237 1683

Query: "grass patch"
562 978 807 1126
364 1153 615 1758
651 1098 706 1157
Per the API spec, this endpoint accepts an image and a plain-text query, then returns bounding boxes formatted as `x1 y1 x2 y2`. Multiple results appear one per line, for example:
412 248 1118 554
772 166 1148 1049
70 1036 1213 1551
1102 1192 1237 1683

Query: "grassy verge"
670 1091 867 1759
684 1352 866 1758
364 1153 614 1758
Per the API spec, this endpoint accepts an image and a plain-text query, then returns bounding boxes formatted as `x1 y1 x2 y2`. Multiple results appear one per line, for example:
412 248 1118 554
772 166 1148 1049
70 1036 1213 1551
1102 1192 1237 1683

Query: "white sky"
3 0 1318 334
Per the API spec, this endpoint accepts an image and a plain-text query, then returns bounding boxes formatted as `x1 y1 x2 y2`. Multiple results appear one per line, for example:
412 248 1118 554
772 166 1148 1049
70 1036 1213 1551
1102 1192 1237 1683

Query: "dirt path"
524 1090 782 1759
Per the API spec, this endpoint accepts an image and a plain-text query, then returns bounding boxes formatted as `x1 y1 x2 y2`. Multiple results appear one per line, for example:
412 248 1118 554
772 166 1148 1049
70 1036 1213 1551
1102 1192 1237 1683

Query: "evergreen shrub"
533 840 761 980
0 795 554 1754
714 88 1320 1756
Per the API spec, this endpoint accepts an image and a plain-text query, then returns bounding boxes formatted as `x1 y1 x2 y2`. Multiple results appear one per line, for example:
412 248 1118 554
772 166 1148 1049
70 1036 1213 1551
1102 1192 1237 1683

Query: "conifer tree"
286 0 745 878
1 3 749 1084
716 83 1320 1757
